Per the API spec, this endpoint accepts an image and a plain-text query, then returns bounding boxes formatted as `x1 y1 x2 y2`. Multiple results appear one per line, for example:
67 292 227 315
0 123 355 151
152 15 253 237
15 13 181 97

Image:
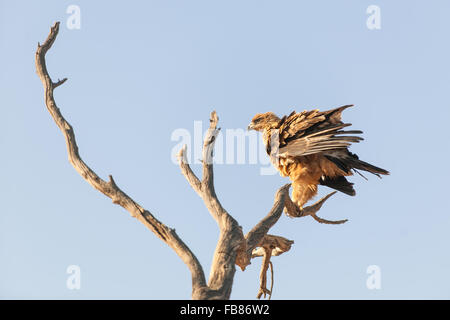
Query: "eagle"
248 105 389 211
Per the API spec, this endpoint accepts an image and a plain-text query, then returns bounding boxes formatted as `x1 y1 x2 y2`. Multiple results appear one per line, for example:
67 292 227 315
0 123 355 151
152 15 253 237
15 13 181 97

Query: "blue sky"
1 0 450 299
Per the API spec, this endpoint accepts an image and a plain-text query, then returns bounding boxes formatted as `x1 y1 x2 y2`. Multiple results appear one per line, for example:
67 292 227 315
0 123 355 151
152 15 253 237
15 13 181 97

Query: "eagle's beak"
247 122 254 130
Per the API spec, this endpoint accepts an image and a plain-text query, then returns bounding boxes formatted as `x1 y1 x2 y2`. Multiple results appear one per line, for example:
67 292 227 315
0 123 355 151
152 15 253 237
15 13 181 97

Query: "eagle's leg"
283 181 317 216
291 182 318 210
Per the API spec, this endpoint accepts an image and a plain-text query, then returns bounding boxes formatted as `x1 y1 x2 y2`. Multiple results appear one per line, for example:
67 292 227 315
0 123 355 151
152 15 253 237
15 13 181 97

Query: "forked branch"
36 21 335 300
235 184 291 271
35 21 207 298
252 235 294 299
178 115 294 299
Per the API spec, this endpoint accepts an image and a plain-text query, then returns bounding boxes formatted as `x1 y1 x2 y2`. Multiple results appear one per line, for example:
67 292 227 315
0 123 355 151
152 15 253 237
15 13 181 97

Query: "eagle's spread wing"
277 105 364 157
253 105 389 208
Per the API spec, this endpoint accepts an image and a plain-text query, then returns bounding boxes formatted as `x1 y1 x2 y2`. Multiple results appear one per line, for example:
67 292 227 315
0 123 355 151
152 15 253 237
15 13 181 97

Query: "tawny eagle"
248 105 389 210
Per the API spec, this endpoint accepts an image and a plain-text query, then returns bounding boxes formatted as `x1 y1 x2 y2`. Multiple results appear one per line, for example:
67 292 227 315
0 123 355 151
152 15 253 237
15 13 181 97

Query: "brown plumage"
248 105 389 209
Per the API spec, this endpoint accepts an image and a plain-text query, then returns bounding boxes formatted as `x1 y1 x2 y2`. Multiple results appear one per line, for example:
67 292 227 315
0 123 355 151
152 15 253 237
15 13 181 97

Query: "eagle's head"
248 112 281 131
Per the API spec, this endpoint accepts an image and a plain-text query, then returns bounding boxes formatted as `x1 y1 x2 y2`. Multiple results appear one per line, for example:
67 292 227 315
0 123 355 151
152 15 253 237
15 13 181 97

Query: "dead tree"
35 22 335 300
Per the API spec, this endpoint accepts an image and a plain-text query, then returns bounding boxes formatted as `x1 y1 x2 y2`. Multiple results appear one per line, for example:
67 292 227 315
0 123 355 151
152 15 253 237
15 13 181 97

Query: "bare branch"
252 235 293 299
311 214 348 225
178 145 202 195
35 22 207 297
284 191 347 224
251 235 294 258
178 112 228 225
256 247 272 299
245 185 291 251
178 112 246 299
236 184 291 271
53 77 67 88
268 261 274 299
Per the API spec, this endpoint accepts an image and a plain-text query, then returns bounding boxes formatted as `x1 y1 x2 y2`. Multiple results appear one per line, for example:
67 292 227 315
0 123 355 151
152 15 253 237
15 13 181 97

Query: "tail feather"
345 157 390 176
319 175 356 196
325 151 389 177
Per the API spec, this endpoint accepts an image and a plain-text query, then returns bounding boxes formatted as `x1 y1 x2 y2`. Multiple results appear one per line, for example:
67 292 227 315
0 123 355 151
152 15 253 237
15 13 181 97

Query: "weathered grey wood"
178 112 295 299
236 184 291 271
35 21 207 298
36 22 332 300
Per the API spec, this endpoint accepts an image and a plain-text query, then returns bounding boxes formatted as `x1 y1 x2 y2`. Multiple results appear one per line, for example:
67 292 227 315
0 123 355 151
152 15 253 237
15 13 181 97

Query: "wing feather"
275 105 363 157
